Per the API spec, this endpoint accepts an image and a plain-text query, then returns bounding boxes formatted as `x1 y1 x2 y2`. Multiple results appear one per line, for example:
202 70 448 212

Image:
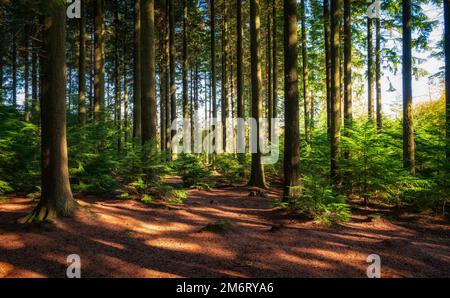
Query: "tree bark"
78 0 86 126
236 0 245 166
182 0 189 151
376 17 382 130
330 0 342 184
12 34 17 108
272 0 277 121
22 2 76 222
402 0 415 175
323 0 331 137
301 0 310 146
133 0 142 142
221 0 228 152
343 0 352 128
267 0 273 142
23 26 30 122
210 0 217 162
248 0 267 188
367 5 374 122
445 0 450 163
94 0 105 122
141 0 157 145
114 1 122 151
283 0 300 196
169 0 177 155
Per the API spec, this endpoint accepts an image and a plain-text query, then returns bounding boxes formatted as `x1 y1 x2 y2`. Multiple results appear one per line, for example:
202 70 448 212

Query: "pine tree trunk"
267 1 273 142
301 0 310 146
94 0 105 122
12 34 17 108
169 0 177 155
283 0 300 196
78 0 86 126
376 17 382 130
114 1 122 151
367 5 374 122
164 0 171 153
272 0 277 121
445 0 450 163
330 0 342 184
31 23 39 123
133 0 142 142
343 0 352 128
221 1 228 152
323 0 331 137
23 26 30 122
141 0 157 145
248 0 267 188
182 0 189 152
210 0 217 162
22 3 77 223
236 0 245 166
402 0 415 175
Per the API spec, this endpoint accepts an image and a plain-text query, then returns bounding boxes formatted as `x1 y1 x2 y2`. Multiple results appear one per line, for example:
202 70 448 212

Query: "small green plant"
0 180 13 194
215 154 244 184
174 154 211 187
141 194 154 204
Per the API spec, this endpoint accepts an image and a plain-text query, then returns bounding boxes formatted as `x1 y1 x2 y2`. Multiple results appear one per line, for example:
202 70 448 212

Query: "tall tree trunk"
248 0 267 188
22 3 76 222
323 0 331 136
301 0 310 145
160 47 167 153
114 1 122 151
141 0 157 145
367 5 374 122
283 0 300 196
94 0 105 122
124 46 129 145
330 0 342 184
169 0 177 155
236 0 245 166
12 34 17 108
31 23 39 122
402 0 415 175
343 0 352 128
210 0 217 162
375 16 382 130
445 0 450 163
267 0 273 142
78 0 86 125
23 26 30 122
133 0 142 142
272 0 277 121
164 0 171 153
221 0 228 152
182 0 189 151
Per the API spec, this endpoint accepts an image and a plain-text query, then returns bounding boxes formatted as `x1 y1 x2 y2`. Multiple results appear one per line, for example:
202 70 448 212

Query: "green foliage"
174 154 211 188
215 154 244 184
0 180 13 194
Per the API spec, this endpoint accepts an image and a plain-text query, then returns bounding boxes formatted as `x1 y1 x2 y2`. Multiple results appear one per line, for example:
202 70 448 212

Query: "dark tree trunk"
164 0 171 153
330 0 342 184
78 0 86 125
248 0 267 188
267 0 273 142
445 0 450 163
210 0 217 162
367 5 374 122
283 0 300 196
236 0 245 166
22 3 76 223
323 0 331 137
272 0 277 121
133 0 142 142
94 0 105 121
402 0 415 175
114 1 122 151
375 17 382 130
31 22 39 123
23 26 30 122
141 0 157 145
343 0 352 128
12 34 17 108
301 0 310 145
221 0 228 152
169 0 177 155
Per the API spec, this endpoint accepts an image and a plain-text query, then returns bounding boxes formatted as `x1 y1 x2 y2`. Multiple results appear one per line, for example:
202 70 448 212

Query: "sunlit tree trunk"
169 0 177 155
283 0 300 196
236 0 245 166
267 0 273 142
272 0 277 122
210 0 217 162
182 0 189 150
221 0 229 152
402 0 415 175
343 0 352 128
248 0 267 188
330 0 342 184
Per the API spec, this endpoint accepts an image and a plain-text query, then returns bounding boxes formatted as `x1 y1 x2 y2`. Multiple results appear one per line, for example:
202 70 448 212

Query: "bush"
174 154 211 187
215 154 244 184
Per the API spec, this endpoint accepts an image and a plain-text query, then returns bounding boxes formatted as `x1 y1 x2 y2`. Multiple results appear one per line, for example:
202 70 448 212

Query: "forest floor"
0 180 449 278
